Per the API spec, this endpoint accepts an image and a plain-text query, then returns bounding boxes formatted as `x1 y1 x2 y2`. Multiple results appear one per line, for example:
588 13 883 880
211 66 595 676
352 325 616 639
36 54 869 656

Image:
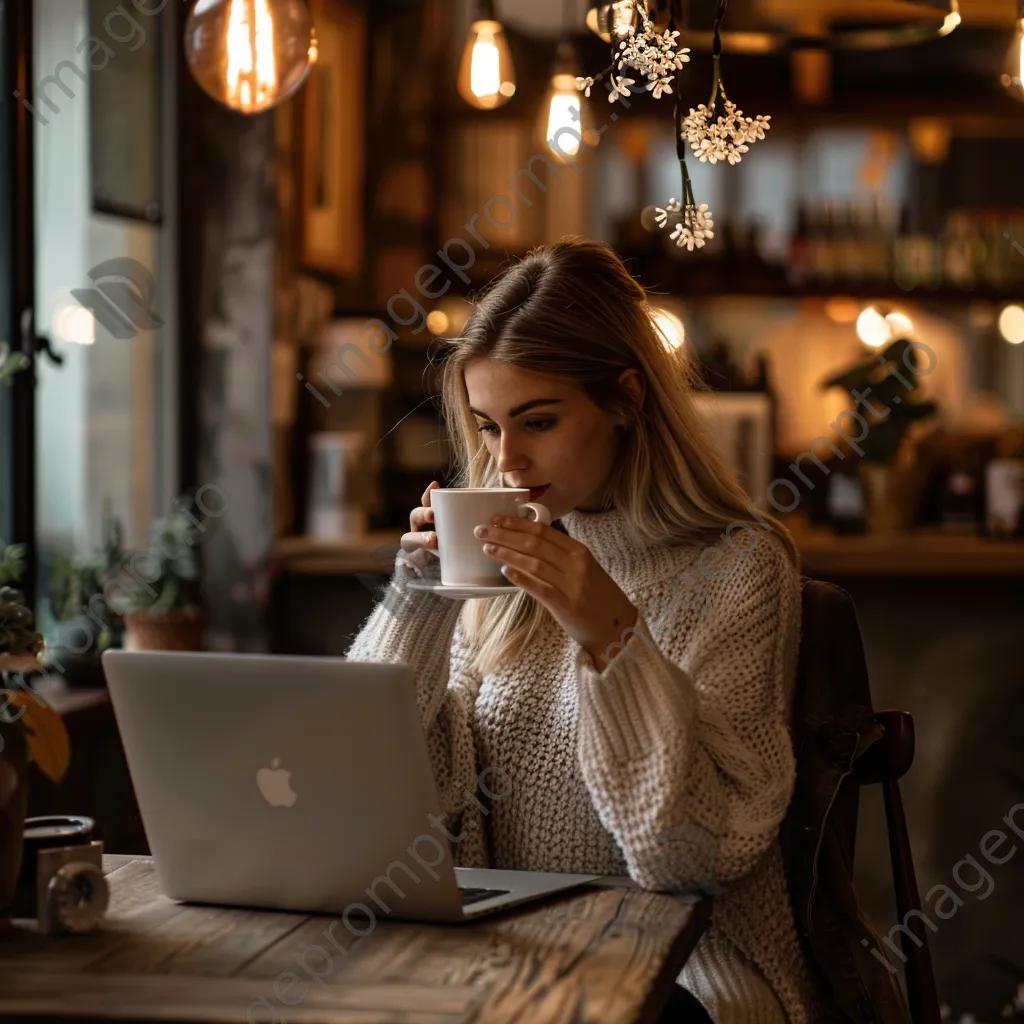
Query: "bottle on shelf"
984 430 1024 539
979 211 1009 290
810 198 836 288
824 460 867 535
835 199 860 285
937 448 985 535
1007 211 1024 285
787 202 810 288
863 196 894 285
892 203 940 291
941 209 976 290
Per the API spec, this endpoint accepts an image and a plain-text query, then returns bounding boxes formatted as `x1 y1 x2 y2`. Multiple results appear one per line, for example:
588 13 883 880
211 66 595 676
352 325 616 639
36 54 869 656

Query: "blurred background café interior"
2 0 1023 1016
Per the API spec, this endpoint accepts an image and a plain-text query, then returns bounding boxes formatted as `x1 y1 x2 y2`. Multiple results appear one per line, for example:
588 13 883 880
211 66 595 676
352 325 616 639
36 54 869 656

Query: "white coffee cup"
406 488 552 586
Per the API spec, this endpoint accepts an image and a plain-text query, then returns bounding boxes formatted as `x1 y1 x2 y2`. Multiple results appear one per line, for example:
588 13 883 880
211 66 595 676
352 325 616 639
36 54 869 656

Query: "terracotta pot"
859 462 916 535
0 719 29 929
123 608 205 652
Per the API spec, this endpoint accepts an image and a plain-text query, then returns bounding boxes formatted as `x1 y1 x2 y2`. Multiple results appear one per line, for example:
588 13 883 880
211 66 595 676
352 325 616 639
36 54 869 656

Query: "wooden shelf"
272 531 405 575
789 521 1024 576
273 524 1024 579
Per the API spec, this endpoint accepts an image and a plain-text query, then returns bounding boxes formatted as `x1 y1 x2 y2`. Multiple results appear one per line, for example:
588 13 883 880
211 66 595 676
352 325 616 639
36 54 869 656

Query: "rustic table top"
0 854 712 1024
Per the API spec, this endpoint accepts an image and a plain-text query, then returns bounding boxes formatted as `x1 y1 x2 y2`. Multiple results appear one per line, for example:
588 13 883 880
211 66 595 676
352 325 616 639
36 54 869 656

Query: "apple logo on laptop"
256 757 297 808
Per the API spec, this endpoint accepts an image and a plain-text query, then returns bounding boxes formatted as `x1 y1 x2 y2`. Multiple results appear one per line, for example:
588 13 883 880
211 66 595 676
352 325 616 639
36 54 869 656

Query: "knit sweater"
346 506 826 1023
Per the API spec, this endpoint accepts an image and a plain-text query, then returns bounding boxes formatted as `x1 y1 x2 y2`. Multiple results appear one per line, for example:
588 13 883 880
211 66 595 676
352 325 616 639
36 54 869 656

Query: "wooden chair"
784 578 942 1024
851 709 941 1024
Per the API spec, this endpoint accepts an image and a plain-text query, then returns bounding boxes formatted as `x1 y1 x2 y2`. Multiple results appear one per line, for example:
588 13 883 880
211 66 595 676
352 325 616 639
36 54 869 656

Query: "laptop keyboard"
458 885 511 906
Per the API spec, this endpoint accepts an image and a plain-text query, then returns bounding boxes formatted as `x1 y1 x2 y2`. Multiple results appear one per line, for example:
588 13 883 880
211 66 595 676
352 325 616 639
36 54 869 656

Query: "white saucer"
407 579 519 600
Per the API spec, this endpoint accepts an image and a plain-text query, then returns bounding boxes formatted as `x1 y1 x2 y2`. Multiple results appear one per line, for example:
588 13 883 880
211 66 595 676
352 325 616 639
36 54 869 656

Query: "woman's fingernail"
483 543 496 553
474 525 487 538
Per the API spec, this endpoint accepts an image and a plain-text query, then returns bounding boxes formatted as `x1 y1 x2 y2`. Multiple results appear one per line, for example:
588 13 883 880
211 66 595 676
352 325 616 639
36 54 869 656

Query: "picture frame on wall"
299 0 366 278
88 0 163 224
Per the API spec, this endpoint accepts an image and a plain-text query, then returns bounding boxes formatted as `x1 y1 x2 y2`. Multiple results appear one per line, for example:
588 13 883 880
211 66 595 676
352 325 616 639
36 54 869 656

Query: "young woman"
347 237 828 1022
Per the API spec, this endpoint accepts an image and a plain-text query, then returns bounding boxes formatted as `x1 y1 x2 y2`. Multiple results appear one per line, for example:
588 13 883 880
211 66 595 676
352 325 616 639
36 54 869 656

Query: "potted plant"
44 502 126 688
0 545 43 673
114 497 206 651
0 544 70 931
0 342 29 388
821 337 939 535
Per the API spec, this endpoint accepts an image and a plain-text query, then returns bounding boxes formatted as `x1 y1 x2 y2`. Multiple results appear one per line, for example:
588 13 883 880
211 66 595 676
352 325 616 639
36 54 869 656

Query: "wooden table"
0 855 712 1024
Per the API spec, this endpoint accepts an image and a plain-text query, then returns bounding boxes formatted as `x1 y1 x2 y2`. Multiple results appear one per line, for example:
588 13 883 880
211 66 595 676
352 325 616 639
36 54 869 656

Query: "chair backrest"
781 578 939 1024
851 710 940 1024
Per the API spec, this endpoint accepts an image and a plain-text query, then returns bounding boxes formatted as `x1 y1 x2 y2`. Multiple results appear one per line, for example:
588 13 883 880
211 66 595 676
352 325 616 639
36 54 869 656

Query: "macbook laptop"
101 650 599 921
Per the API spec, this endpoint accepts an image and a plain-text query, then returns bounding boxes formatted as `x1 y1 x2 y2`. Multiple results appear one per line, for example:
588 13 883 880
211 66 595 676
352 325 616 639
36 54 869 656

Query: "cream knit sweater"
346 506 826 1023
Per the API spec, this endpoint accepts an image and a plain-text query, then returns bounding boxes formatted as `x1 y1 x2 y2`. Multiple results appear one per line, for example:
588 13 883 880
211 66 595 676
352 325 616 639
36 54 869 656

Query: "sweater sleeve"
575 531 801 894
345 549 488 863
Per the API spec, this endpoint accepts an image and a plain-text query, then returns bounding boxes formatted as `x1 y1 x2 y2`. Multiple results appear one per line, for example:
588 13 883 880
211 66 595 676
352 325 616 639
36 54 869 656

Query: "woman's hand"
401 480 440 554
474 514 638 672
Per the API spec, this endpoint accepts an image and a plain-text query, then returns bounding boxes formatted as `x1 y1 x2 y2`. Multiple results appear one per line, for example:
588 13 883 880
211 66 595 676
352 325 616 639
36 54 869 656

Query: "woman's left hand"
475 515 638 671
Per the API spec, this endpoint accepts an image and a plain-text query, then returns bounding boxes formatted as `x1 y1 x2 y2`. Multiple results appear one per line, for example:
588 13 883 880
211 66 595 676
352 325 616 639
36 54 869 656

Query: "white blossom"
613 5 688 99
608 74 635 103
647 74 673 99
575 76 595 98
680 95 771 166
662 201 715 251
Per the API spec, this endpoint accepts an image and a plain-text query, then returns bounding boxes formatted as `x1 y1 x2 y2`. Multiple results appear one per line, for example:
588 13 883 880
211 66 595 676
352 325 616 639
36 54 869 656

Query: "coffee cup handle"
517 502 552 525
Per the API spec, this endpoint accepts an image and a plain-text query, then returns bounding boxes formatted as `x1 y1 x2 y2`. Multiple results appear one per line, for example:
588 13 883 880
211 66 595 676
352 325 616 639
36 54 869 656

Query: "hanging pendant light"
185 0 316 114
1001 0 1024 102
457 0 516 110
544 41 583 159
542 39 600 159
586 1 640 45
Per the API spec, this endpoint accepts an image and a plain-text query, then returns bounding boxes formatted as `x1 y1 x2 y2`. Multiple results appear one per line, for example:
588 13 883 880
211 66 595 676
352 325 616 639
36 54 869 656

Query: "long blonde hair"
438 236 799 677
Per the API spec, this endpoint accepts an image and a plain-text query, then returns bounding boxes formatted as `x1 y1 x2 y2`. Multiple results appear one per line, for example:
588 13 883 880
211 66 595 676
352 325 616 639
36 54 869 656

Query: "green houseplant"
44 502 126 688
114 496 206 651
0 543 70 930
0 342 29 388
0 545 44 664
821 337 939 533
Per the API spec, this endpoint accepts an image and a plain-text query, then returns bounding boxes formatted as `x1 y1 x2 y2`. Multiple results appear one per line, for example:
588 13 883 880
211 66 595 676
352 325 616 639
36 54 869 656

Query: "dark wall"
177 7 276 652
838 575 1024 1019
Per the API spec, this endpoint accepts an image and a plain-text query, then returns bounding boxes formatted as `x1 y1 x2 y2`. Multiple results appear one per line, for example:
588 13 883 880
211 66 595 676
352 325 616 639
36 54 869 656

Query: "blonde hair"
437 236 799 678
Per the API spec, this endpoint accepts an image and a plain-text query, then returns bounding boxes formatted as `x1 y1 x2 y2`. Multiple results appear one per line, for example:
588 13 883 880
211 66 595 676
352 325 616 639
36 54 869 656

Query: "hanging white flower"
726 142 749 165
661 202 714 251
681 95 771 165
647 74 673 99
575 76 595 97
615 3 689 97
669 222 697 250
746 114 771 141
608 75 636 103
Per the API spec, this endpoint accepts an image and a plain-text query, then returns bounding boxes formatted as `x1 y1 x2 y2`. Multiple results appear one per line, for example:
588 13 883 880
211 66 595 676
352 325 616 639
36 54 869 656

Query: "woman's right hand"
400 480 440 553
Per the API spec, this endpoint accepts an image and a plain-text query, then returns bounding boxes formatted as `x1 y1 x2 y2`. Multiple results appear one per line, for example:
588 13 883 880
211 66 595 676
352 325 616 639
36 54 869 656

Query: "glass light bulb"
586 2 639 44
998 304 1024 344
545 73 582 158
1001 17 1024 103
458 19 516 110
856 306 892 348
185 0 313 114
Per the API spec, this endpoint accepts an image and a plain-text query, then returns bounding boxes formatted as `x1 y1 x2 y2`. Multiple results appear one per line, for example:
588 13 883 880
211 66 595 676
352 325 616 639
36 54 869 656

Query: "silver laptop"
101 650 598 921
